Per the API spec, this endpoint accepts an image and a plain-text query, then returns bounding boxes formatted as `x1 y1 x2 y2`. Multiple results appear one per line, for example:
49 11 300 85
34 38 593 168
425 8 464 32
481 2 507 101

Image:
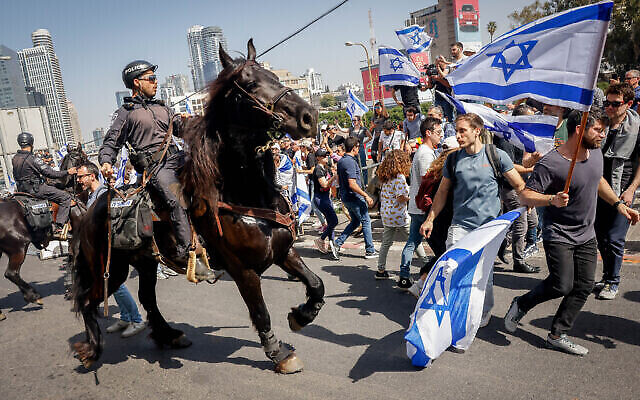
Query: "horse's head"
58 145 89 192
215 39 317 140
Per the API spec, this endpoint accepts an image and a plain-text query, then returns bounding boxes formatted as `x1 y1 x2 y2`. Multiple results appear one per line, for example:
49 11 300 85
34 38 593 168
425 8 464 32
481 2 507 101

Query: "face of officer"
133 70 158 98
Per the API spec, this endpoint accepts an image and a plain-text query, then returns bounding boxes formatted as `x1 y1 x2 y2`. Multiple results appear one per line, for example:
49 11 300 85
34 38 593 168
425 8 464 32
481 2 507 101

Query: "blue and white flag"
7 173 16 192
114 147 128 188
446 1 613 111
293 150 311 225
396 24 432 55
405 208 524 367
346 89 368 122
55 145 68 167
378 46 421 87
440 92 557 154
185 97 194 115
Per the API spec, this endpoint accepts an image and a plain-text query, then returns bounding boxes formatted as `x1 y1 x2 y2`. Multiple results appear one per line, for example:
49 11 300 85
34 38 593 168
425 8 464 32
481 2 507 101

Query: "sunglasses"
604 100 625 108
76 173 92 179
137 74 157 82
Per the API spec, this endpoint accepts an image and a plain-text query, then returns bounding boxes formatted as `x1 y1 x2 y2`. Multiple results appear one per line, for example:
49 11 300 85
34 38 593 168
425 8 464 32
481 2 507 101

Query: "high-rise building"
302 68 325 96
0 45 29 108
25 86 46 107
18 29 73 146
157 84 176 106
115 90 129 108
67 100 82 144
187 25 228 91
92 127 105 147
165 74 190 96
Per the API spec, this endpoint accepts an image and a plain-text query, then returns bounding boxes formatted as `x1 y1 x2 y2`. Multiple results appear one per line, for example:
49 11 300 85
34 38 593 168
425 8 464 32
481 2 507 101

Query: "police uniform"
98 95 192 260
12 150 71 226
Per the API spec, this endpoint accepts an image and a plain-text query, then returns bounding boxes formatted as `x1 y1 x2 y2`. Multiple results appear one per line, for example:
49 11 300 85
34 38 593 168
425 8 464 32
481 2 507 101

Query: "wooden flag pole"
563 111 590 193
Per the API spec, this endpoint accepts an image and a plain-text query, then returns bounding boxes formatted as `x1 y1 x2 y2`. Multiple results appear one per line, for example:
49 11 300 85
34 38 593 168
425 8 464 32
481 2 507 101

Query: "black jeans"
518 238 597 336
595 199 630 285
34 183 72 225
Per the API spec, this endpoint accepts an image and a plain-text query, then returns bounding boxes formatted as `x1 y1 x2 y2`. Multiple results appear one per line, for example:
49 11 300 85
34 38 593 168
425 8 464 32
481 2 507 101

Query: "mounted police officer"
99 60 216 282
12 132 77 237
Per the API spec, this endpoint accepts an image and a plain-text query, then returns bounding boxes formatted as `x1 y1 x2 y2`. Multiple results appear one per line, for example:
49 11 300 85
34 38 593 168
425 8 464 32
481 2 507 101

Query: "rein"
216 198 297 240
103 189 112 317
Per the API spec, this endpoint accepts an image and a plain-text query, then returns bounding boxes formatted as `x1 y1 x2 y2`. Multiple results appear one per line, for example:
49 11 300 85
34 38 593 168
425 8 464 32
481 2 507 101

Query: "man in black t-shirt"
505 109 639 356
392 85 420 116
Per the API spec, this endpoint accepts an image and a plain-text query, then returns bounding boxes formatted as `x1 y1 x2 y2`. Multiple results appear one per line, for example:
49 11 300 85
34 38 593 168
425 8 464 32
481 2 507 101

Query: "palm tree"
487 21 497 43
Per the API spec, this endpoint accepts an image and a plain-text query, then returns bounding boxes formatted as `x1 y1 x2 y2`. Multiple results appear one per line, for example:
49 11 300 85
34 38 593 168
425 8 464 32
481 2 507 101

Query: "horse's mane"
181 59 246 203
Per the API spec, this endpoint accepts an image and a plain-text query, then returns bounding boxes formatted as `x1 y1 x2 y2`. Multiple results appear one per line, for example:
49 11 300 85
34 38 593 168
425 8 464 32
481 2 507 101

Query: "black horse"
0 146 87 308
72 39 324 374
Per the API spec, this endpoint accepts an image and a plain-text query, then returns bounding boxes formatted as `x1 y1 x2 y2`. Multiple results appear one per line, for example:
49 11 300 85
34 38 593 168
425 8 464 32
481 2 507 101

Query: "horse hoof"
287 312 303 332
274 353 304 374
170 334 192 349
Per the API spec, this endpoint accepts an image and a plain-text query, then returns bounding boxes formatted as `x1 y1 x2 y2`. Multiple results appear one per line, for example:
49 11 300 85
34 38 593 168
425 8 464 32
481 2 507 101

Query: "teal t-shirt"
443 145 514 230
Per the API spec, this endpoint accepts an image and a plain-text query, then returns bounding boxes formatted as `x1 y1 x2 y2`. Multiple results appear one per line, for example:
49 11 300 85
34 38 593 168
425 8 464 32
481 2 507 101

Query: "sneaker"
156 270 168 280
329 240 340 260
364 250 379 259
106 320 130 333
375 270 390 280
121 321 146 338
593 280 606 292
546 333 588 356
317 224 327 234
523 244 540 259
397 277 413 290
597 283 619 300
513 262 541 274
161 265 178 276
314 238 328 254
504 296 526 333
408 279 424 298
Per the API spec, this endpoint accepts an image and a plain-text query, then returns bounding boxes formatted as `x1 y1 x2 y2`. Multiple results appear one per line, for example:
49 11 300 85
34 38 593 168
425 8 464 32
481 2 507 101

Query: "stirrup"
186 249 222 284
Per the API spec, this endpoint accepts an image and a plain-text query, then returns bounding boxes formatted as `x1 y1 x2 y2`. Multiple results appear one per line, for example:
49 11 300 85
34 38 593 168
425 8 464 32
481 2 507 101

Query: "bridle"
227 60 294 134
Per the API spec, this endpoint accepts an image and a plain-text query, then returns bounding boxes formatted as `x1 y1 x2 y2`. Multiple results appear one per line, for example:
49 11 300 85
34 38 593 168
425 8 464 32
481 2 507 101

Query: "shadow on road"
623 290 640 303
0 275 65 312
67 322 274 375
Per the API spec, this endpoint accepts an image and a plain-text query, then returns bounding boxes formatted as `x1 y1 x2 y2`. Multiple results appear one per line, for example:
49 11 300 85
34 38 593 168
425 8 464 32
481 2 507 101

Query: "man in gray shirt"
505 109 639 356
402 106 426 153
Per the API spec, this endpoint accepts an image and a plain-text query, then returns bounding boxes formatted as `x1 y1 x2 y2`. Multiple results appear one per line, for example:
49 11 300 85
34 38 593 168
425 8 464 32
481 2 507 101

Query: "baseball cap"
270 143 280 150
315 148 329 158
442 136 460 150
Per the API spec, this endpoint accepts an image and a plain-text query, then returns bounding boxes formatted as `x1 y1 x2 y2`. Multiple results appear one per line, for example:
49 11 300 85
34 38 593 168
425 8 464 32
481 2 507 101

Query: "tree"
487 21 497 42
320 94 337 108
509 0 640 75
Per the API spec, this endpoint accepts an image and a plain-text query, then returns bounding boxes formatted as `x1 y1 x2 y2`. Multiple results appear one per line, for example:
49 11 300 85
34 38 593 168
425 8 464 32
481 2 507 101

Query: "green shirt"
554 119 568 148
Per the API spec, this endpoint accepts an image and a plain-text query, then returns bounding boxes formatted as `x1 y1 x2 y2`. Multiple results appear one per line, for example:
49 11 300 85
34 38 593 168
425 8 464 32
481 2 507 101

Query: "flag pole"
562 111 589 193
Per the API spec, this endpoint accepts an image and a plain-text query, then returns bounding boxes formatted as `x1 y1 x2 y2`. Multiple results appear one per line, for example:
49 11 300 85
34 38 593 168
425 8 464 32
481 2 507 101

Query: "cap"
315 148 329 158
442 136 460 150
270 143 280 150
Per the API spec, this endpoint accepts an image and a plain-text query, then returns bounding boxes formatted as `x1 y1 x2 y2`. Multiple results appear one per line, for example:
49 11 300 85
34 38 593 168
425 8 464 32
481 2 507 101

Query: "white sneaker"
106 320 130 333
546 333 588 356
121 321 146 338
408 279 424 299
157 270 168 280
161 266 178 276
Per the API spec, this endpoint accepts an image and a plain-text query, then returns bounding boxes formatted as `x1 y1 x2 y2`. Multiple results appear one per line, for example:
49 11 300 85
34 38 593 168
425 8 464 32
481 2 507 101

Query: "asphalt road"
1 215 639 400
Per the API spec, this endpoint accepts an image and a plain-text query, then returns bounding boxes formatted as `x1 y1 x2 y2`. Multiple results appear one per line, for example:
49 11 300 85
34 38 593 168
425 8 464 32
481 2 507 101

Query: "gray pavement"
1 215 639 400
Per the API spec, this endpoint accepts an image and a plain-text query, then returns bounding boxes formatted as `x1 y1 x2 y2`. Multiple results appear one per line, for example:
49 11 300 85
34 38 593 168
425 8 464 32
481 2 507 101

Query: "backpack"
445 144 505 188
415 170 441 213
109 189 154 250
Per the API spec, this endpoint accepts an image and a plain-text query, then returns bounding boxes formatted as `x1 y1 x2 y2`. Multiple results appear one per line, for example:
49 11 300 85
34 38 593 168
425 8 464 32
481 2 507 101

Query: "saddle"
10 193 54 242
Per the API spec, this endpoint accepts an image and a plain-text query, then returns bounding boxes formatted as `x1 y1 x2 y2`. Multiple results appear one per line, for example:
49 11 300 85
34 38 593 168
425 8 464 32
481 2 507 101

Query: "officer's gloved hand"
101 163 114 179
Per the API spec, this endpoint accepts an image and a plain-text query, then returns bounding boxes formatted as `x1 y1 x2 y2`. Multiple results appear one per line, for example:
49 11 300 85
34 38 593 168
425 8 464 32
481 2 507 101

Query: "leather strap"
216 198 297 240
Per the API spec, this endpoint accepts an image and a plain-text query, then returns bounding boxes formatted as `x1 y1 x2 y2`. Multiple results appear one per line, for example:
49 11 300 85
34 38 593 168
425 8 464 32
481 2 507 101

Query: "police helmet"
17 132 34 147
122 60 157 89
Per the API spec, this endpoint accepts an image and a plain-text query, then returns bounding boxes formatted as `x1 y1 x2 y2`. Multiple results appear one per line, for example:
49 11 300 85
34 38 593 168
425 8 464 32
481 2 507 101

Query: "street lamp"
345 41 376 104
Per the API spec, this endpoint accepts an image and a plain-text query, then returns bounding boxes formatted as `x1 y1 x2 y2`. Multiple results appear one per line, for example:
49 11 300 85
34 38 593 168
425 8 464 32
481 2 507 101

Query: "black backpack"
445 144 505 188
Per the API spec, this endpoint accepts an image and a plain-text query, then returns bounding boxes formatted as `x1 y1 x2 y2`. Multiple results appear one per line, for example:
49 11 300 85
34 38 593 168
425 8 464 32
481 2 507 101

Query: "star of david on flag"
378 46 421 87
396 24 433 55
446 1 613 111
405 208 524 367
345 89 368 122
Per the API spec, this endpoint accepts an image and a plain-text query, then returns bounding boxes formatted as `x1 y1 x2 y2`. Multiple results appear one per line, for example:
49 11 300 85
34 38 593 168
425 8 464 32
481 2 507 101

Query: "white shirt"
408 144 437 215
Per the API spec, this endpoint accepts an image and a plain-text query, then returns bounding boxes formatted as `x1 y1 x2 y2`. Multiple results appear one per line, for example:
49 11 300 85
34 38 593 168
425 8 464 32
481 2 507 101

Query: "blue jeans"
335 198 375 253
595 200 630 285
358 145 368 185
113 284 142 323
309 181 327 226
400 213 427 278
313 193 338 240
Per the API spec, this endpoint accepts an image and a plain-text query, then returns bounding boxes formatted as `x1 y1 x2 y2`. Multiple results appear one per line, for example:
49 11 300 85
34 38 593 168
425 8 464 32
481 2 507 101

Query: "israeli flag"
378 46 421 87
346 90 368 122
396 24 432 55
293 151 311 225
440 92 557 154
55 145 68 167
7 174 16 192
185 98 194 115
405 208 523 367
114 147 128 188
446 1 613 111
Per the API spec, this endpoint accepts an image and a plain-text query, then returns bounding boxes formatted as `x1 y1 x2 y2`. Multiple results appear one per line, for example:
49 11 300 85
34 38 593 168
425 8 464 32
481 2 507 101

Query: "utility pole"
368 9 377 65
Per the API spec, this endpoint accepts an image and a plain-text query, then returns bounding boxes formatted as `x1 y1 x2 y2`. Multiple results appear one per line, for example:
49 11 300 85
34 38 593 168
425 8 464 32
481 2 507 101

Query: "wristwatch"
613 200 624 208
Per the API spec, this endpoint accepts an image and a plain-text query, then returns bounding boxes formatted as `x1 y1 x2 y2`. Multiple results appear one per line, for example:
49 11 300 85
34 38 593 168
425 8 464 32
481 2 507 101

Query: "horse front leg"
4 244 42 305
73 300 103 369
277 248 325 331
134 258 191 349
231 267 304 374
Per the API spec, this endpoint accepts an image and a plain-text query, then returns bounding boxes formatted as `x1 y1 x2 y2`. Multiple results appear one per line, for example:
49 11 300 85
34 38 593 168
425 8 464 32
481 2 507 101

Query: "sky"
1 0 534 142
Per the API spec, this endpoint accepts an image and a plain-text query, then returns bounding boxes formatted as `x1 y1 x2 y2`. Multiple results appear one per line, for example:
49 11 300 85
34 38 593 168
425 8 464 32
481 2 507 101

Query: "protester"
505 109 639 356
425 57 455 122
402 106 426 153
334 137 377 259
623 69 640 111
375 149 425 281
348 115 372 185
426 105 456 140
398 116 442 289
392 84 420 116
420 113 526 326
77 162 146 338
594 83 640 300
378 120 403 161
312 148 339 260
369 101 390 163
